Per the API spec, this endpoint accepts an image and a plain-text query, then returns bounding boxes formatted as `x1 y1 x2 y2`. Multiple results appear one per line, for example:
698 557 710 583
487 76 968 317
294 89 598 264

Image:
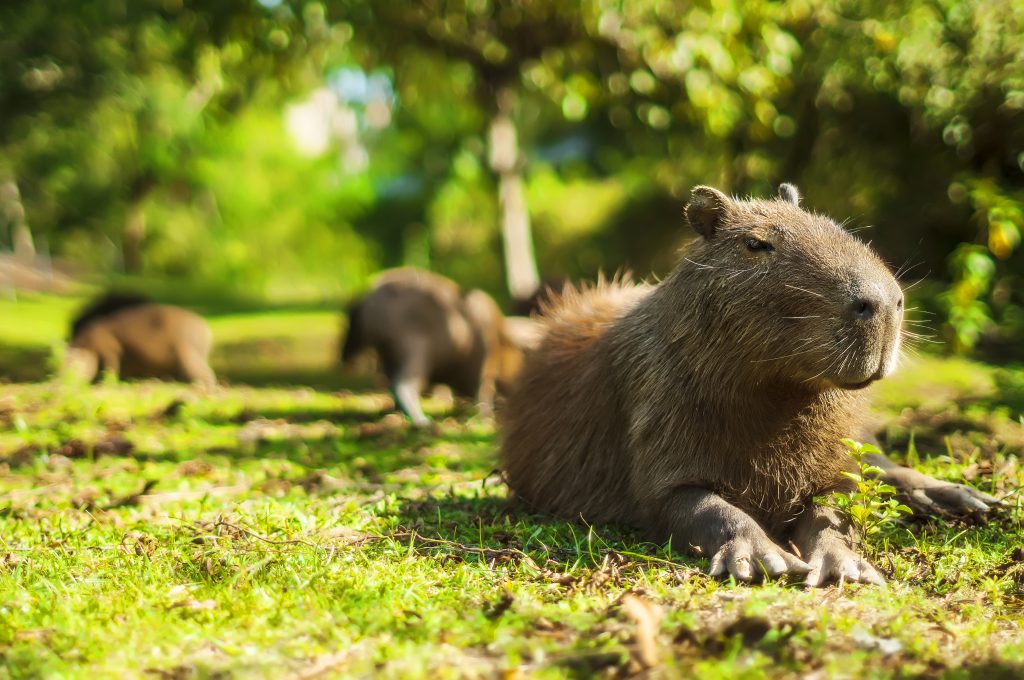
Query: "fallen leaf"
95 434 134 456
56 439 89 458
483 587 514 620
621 593 663 668
120 531 157 557
168 598 217 611
177 459 212 477
850 629 903 655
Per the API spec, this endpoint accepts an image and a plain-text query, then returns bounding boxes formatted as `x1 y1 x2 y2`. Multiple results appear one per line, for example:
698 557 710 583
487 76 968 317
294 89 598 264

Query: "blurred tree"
325 0 612 299
2 0 1022 350
0 0 368 293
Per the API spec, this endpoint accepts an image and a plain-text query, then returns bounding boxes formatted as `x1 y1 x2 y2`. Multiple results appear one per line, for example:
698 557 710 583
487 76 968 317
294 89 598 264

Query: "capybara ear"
778 183 801 205
686 186 731 238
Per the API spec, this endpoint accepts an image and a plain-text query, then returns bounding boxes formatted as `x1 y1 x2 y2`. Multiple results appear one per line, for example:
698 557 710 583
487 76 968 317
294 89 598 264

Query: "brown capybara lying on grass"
342 268 538 426
65 292 215 386
501 184 998 586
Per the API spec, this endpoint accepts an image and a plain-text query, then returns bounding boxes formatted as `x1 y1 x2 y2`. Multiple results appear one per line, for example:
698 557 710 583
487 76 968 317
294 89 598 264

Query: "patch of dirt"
95 434 135 456
177 459 213 477
237 418 340 451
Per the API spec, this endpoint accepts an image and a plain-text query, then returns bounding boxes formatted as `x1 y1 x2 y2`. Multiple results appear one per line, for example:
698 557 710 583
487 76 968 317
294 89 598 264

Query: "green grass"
1 296 1023 678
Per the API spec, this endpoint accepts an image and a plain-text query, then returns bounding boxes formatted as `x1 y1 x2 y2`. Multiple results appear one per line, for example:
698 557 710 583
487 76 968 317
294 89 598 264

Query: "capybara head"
681 184 903 390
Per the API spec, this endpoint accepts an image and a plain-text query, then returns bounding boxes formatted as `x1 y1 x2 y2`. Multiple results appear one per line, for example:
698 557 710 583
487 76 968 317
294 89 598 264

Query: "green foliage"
941 181 1024 351
818 439 912 551
2 0 1023 344
943 244 997 353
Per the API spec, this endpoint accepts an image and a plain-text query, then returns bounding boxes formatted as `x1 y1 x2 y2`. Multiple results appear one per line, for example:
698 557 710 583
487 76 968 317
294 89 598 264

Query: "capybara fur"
501 184 995 586
342 268 535 426
510 277 569 317
66 292 215 386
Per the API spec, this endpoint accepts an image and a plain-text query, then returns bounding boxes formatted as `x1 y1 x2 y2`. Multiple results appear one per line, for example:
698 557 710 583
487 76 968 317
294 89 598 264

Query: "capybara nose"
849 296 879 321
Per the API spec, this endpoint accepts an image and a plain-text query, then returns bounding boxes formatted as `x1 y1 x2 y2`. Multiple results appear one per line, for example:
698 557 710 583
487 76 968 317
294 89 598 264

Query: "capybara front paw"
909 482 1000 516
708 536 810 582
884 466 1000 517
805 543 883 587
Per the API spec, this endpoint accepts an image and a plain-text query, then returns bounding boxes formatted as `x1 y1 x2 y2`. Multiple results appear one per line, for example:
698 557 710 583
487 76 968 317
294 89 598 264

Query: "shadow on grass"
978 366 1024 415
378 491 687 574
875 365 1024 460
0 343 51 382
85 410 496 477
195 402 392 427
911 662 1024 680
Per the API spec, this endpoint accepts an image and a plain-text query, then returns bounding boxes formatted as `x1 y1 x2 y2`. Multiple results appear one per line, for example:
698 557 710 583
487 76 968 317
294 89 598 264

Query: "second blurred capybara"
65 292 215 386
341 268 538 426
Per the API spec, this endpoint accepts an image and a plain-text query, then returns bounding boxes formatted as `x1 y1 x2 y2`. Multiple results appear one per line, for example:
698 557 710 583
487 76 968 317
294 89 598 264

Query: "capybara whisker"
683 257 718 270
784 284 827 300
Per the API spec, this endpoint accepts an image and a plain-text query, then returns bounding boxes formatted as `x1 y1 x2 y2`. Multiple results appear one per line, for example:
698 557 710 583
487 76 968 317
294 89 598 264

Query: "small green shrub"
817 439 912 554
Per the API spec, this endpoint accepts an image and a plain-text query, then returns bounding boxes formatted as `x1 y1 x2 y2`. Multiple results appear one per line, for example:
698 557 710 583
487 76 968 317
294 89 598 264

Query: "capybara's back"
68 294 214 385
69 291 151 340
342 268 531 426
500 279 653 524
354 269 481 391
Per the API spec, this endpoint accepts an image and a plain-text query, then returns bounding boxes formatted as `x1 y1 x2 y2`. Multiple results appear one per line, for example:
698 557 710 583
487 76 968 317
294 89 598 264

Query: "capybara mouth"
838 376 877 390
837 364 885 390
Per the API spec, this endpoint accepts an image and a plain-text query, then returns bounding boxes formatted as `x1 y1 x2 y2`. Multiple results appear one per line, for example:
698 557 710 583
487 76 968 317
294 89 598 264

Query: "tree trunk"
123 200 146 275
1 179 35 264
488 86 540 301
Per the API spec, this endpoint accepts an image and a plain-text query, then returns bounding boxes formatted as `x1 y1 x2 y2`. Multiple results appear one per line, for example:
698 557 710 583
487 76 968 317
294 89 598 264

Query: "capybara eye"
746 238 774 252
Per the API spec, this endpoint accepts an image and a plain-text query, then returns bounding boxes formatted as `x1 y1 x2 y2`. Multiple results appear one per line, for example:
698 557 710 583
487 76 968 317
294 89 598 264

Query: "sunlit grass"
0 302 1022 677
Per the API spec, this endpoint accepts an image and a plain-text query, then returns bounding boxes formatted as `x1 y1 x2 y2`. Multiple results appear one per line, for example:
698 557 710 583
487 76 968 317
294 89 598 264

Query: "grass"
1 294 1023 678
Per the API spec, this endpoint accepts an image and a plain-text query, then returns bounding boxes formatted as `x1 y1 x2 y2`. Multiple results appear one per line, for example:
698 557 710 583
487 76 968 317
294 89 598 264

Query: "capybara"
500 184 997 586
342 268 537 426
65 292 215 386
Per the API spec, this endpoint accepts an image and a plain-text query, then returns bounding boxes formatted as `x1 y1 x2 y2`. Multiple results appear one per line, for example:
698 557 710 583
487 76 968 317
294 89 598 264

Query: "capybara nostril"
850 297 878 321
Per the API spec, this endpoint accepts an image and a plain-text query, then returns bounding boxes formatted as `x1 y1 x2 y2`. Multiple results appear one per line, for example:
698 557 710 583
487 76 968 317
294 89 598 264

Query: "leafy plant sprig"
817 439 912 552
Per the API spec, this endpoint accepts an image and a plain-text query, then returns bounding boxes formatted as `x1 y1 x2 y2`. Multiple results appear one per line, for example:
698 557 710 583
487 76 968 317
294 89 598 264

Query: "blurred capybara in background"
65 292 215 386
341 268 539 426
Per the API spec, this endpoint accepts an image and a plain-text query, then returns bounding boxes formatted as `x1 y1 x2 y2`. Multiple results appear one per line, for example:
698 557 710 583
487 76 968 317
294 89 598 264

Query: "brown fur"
500 185 906 576
66 295 215 386
342 268 535 425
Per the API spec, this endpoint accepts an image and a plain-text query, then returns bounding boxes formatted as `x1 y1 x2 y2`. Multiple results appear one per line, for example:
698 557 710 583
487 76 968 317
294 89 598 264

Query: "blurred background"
1 0 1022 384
